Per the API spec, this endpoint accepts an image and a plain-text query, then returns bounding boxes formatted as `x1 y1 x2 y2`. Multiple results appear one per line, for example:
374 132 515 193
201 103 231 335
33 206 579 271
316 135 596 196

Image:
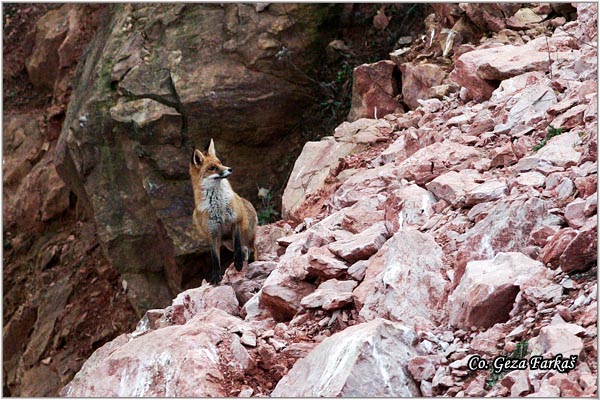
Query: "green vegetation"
257 189 278 225
533 125 563 151
485 340 530 388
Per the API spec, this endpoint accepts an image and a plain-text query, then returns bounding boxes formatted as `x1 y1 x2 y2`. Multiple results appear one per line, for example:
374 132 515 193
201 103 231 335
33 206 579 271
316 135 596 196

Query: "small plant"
257 188 278 225
533 125 563 151
485 339 530 388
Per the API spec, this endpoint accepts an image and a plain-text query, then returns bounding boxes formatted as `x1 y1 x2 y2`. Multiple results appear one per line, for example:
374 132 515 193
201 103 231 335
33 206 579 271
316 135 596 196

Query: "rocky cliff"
58 2 596 398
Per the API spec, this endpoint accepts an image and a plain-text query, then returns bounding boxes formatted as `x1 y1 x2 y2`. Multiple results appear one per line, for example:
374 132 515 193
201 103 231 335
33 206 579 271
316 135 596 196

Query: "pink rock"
489 142 518 168
347 260 369 281
551 104 587 131
548 375 585 397
564 198 587 228
400 63 447 110
574 174 597 198
583 193 597 216
448 252 551 329
501 370 532 397
383 184 436 233
300 279 358 311
517 131 582 169
328 222 389 263
528 225 560 247
538 324 584 358
408 355 444 382
341 197 384 234
471 324 509 354
527 380 561 397
464 179 508 206
61 310 251 396
260 268 315 322
330 164 394 209
512 171 546 188
539 228 578 269
376 127 438 165
546 95 579 116
282 137 357 220
347 61 403 121
426 169 481 207
254 224 293 261
354 230 446 324
559 217 597 273
394 141 481 185
271 319 420 397
171 284 240 324
451 43 552 101
306 247 349 279
456 197 549 282
555 177 575 201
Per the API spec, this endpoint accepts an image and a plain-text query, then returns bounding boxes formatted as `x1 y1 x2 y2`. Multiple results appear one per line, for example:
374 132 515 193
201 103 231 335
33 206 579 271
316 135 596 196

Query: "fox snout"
216 167 233 179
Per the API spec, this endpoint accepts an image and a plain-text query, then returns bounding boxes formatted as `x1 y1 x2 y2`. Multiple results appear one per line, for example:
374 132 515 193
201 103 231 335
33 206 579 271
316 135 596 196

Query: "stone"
394 141 481 185
306 247 349 279
383 184 437 232
489 142 518 168
456 197 549 282
170 284 240 325
347 60 403 121
300 279 358 311
448 252 551 329
451 43 553 101
62 310 252 396
512 171 546 188
271 319 420 397
564 198 587 228
464 179 508 206
400 63 447 110
528 225 560 247
282 137 357 220
501 370 531 397
354 230 446 325
340 197 385 234
426 170 481 207
517 131 582 170
574 174 597 198
551 104 587 131
506 8 544 29
347 260 369 282
408 355 445 382
537 324 584 358
583 193 597 216
328 222 389 263
559 218 597 273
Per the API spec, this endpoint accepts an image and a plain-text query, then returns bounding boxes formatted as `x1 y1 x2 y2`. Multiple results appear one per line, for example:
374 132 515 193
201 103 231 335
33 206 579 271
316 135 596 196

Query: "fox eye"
208 166 216 172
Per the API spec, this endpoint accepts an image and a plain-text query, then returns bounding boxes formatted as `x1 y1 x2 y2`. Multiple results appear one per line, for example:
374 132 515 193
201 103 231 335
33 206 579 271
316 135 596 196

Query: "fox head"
189 139 232 188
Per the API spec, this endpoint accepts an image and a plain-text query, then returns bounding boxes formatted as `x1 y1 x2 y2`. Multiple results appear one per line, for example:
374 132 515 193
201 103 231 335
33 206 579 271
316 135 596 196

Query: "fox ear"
207 139 216 157
192 149 204 166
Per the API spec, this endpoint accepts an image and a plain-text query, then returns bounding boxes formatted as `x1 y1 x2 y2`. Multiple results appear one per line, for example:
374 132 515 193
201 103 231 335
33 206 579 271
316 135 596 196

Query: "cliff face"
61 3 596 398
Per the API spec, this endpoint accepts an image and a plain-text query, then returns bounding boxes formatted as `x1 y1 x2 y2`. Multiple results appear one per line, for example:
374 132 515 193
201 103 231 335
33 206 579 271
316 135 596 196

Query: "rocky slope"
60 2 596 397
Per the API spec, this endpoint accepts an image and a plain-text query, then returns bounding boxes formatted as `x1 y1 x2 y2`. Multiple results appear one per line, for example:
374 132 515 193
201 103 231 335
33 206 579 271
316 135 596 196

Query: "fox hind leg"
233 226 244 271
210 236 223 284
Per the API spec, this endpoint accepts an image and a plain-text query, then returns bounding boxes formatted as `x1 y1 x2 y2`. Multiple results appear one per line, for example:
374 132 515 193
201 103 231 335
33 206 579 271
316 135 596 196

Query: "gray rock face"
54 3 342 312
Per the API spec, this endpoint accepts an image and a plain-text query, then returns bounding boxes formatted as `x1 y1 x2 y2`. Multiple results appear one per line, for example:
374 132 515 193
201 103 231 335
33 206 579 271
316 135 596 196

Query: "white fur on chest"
199 179 237 233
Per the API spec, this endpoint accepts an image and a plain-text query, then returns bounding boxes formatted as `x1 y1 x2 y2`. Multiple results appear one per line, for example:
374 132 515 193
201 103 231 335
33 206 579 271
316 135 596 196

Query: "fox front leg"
210 235 222 284
233 224 244 271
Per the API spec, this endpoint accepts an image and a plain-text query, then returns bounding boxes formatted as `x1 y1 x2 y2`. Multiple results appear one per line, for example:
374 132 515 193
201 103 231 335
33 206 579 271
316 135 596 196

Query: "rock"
517 131 582 170
400 63 447 110
448 252 551 329
559 218 597 273
354 230 446 325
260 268 315 322
376 127 438 165
300 279 358 311
537 324 584 358
394 141 481 185
109 99 182 143
464 179 508 206
306 247 349 279
456 197 550 282
426 169 481 206
55 3 347 311
383 183 437 232
61 310 251 396
347 60 403 121
282 137 357 220
528 225 560 247
340 197 385 234
583 193 597 216
501 370 531 397
539 228 577 269
451 43 553 101
26 5 70 92
408 355 445 382
254 224 292 261
271 319 420 397
506 8 544 30
328 222 389 263
170 284 239 325
564 198 587 228
512 171 546 188
347 260 369 281
460 3 521 32
489 142 518 168
574 174 597 198
551 104 587 131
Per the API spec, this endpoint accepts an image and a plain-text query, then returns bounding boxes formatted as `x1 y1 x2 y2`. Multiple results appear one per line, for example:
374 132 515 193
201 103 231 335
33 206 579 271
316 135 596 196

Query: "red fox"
189 139 258 283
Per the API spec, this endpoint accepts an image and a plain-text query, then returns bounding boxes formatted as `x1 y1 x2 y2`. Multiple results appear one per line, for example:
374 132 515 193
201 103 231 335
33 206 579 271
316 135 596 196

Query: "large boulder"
400 62 447 110
271 318 421 397
54 3 345 312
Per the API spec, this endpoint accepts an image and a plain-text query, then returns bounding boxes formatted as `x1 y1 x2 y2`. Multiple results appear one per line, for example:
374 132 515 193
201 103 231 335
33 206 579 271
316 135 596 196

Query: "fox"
189 139 258 284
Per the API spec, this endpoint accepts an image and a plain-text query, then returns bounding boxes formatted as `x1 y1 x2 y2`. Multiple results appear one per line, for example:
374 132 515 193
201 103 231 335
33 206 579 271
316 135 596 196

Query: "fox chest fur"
198 179 238 235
